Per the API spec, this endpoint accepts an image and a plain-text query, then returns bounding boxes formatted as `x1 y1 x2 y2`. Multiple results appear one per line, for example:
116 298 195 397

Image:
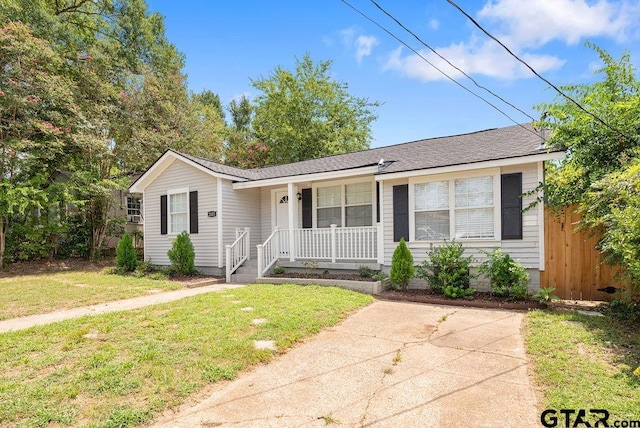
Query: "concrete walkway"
0 283 244 333
154 300 538 427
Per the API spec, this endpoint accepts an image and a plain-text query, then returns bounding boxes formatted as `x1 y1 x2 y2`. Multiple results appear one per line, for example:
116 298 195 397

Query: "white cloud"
478 0 639 47
383 42 565 82
428 19 440 30
355 35 379 63
338 27 379 63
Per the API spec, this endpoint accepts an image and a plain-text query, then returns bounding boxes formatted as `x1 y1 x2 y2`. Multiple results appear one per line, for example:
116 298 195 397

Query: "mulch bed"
378 289 547 310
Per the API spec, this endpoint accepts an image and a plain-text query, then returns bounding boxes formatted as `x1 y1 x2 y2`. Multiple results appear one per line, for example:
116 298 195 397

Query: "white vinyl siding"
144 159 217 268
221 181 262 259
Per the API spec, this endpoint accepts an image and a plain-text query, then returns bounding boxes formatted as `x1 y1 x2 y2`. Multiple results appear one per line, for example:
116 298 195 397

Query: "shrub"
416 241 474 299
389 238 414 290
273 265 285 275
116 232 138 272
167 231 196 275
358 266 375 278
478 249 528 299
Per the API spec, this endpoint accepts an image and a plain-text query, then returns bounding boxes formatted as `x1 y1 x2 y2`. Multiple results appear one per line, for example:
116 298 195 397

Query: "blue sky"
146 0 640 148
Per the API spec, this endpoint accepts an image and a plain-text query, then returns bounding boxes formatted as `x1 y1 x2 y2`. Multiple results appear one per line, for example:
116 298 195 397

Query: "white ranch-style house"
129 124 563 290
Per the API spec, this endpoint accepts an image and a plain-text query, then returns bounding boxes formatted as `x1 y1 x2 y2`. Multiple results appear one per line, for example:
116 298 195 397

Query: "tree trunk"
0 216 6 270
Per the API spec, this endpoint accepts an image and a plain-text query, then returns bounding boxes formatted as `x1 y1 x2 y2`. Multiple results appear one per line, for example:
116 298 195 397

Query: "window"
127 196 141 217
169 190 188 234
413 175 495 240
414 181 449 240
316 181 373 228
317 185 341 227
345 182 372 226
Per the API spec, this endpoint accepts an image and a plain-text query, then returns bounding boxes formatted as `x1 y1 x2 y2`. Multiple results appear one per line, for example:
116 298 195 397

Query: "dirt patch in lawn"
0 258 112 277
379 288 546 310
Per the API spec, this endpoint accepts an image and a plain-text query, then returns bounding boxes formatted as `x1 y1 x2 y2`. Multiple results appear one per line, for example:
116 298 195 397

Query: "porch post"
225 245 231 283
245 227 251 260
257 244 263 278
330 224 337 263
287 182 295 261
377 222 384 264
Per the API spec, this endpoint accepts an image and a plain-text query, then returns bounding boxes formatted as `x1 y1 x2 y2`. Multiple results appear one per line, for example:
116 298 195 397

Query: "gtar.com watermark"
541 409 640 427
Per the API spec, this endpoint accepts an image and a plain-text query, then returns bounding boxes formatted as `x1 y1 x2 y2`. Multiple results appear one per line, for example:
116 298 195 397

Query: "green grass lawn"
0 271 182 320
525 309 640 422
0 284 373 427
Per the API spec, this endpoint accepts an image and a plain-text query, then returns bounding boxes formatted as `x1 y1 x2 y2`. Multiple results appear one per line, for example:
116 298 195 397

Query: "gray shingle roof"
176 124 558 182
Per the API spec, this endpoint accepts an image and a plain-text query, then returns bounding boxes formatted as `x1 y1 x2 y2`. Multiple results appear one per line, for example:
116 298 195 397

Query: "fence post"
330 224 337 263
225 245 232 283
257 244 263 278
274 227 280 259
245 227 251 260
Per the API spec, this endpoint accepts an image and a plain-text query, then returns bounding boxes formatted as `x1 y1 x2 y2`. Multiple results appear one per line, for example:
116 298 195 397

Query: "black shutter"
501 173 523 240
301 188 312 228
160 195 167 235
189 191 198 234
393 184 409 242
376 181 380 223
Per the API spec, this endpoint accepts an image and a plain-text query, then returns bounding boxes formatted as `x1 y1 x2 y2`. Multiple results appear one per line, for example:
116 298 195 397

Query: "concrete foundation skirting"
257 277 388 295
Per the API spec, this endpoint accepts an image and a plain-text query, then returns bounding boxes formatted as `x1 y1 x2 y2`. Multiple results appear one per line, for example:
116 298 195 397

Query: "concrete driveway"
154 300 538 427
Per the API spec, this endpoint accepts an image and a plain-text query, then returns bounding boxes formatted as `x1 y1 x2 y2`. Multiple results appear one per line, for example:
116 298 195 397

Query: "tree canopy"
536 43 640 298
252 54 379 165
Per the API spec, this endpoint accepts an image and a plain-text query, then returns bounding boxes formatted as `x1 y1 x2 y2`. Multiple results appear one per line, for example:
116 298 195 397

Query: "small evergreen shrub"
167 231 196 275
358 266 375 278
478 249 529 299
273 266 285 275
416 241 474 299
115 232 138 272
389 238 414 290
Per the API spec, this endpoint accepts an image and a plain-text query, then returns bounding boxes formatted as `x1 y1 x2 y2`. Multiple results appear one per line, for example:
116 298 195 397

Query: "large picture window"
316 181 373 228
413 175 495 240
345 182 372 227
317 185 342 228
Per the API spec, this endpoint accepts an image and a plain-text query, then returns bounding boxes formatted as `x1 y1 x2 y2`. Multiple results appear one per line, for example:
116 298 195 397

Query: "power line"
446 0 637 145
369 0 535 122
340 0 541 139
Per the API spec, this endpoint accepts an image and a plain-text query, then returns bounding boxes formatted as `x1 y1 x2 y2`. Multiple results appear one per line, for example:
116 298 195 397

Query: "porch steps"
229 259 259 284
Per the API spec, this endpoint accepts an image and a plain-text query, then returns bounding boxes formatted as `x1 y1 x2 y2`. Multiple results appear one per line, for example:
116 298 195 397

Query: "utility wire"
341 0 541 139
446 0 637 144
369 0 535 122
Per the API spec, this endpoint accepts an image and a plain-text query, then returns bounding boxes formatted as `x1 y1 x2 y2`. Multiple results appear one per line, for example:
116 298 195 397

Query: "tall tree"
0 21 76 267
252 54 379 165
536 44 640 297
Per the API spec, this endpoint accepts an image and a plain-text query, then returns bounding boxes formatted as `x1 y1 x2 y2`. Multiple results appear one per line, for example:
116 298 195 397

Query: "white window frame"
167 187 189 235
312 177 375 228
126 196 142 217
409 168 500 243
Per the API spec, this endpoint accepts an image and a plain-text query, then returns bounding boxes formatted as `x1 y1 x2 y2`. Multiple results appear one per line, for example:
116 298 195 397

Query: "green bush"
358 266 375 278
416 241 474 299
478 249 528 299
389 238 414 290
273 266 285 275
167 231 196 275
115 232 138 272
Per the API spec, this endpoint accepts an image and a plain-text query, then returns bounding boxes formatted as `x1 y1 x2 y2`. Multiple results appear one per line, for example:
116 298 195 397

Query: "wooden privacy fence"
540 206 626 301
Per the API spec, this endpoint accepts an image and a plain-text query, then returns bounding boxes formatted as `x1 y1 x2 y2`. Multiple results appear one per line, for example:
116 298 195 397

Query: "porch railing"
225 227 250 282
256 227 280 278
257 225 379 276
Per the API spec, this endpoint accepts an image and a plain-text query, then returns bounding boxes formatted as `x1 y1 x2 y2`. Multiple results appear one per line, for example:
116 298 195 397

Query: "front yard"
526 309 640 422
0 284 372 427
0 270 181 320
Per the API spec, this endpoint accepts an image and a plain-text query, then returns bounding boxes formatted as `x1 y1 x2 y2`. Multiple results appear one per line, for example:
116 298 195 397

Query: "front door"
276 191 290 256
